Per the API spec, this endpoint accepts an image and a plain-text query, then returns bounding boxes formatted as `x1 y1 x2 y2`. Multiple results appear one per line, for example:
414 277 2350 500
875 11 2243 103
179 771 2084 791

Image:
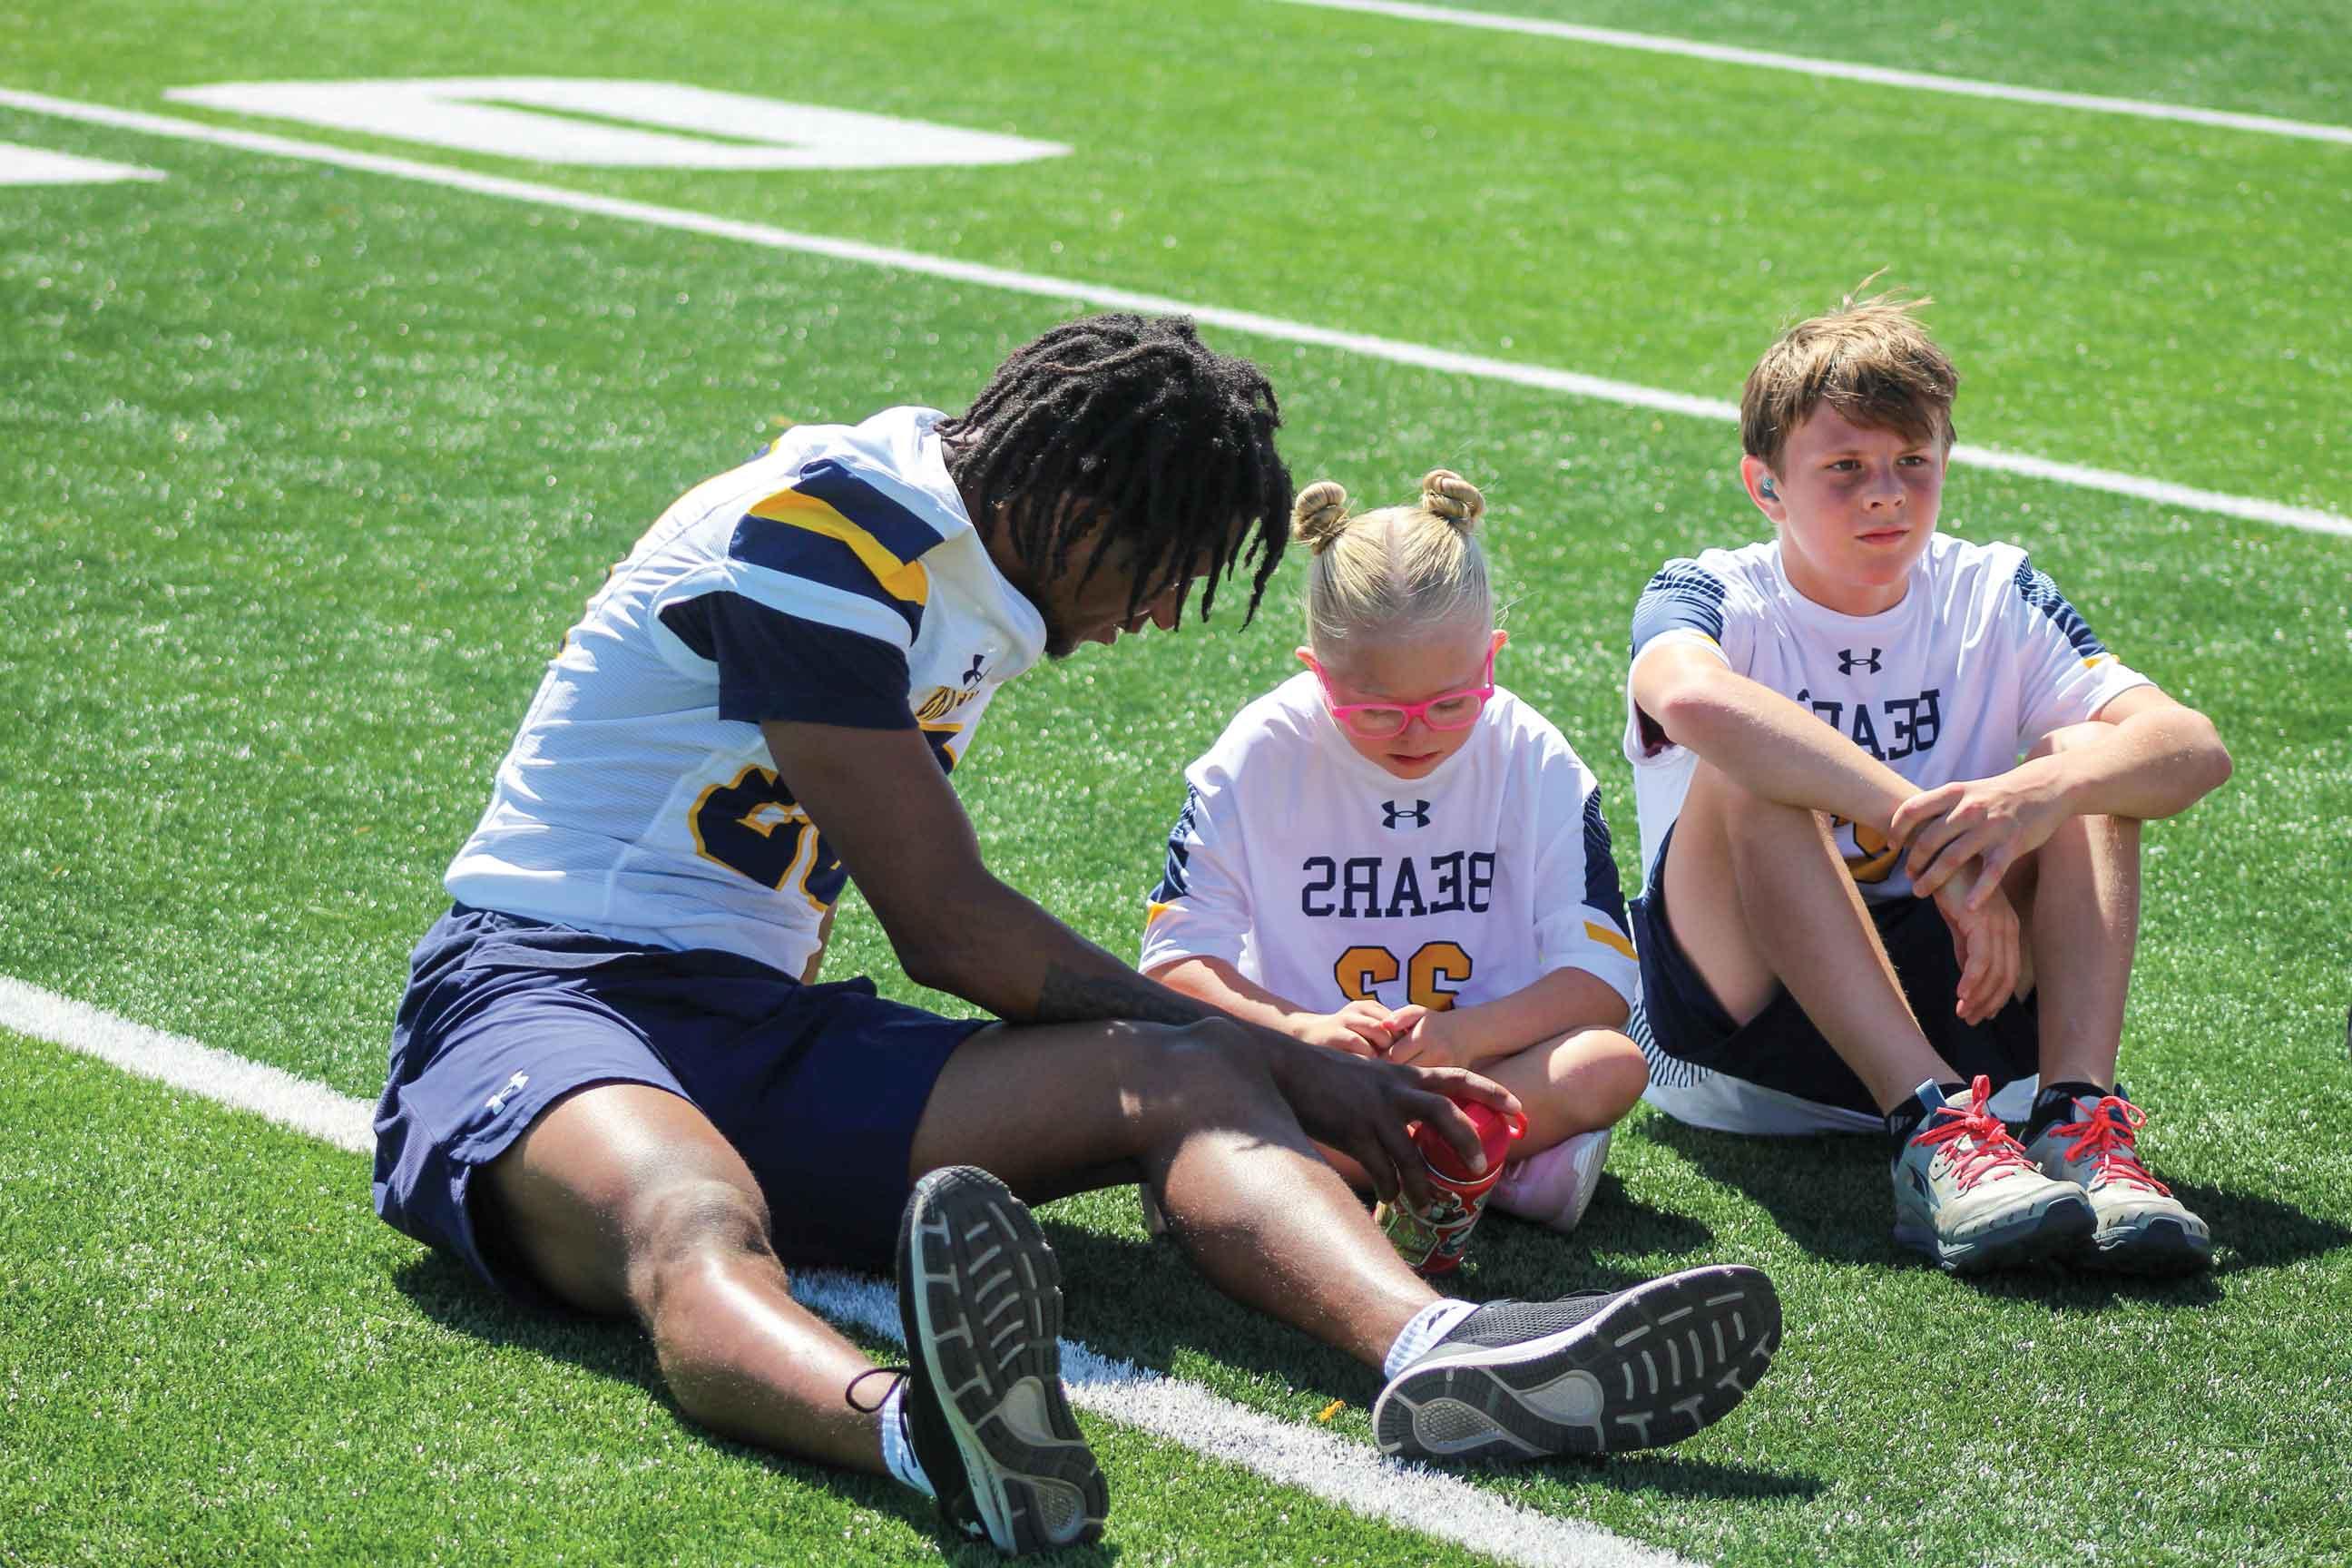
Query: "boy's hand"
1930 874 2021 1024
1892 759 2070 905
1296 999 1404 1058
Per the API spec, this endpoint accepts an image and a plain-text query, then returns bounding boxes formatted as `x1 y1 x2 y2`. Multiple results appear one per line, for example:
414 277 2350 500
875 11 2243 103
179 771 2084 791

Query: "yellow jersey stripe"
1584 920 1639 962
745 488 931 606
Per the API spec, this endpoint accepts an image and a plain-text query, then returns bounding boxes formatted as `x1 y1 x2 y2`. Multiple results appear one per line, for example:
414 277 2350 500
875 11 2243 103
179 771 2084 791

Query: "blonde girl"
1141 470 1647 1230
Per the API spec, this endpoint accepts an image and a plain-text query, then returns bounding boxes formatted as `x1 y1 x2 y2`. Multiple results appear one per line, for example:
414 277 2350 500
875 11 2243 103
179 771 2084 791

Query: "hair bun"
1419 469 1485 532
1291 480 1352 551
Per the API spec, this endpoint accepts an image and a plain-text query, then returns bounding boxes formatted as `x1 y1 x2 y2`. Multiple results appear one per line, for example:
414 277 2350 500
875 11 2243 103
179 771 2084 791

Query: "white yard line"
0 973 1693 1568
1278 0 2352 149
1 87 2344 541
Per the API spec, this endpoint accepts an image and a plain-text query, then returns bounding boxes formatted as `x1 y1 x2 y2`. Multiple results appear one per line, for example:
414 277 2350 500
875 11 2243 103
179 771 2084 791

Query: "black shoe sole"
899 1167 1108 1553
1372 1265 1780 1463
1895 1189 2097 1274
2079 1216 2214 1276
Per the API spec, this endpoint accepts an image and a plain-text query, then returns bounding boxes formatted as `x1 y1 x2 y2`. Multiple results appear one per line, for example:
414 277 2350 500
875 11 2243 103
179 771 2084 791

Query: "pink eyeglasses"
1301 645 1498 740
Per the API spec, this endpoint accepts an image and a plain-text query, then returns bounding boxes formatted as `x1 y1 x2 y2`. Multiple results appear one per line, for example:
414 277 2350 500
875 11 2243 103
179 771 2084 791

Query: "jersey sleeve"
656 457 949 730
1625 556 1754 761
2005 554 2152 744
1136 767 1254 975
1528 743 1642 1008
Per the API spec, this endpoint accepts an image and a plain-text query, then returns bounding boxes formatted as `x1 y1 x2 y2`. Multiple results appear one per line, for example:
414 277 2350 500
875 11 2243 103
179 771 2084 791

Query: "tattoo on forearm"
1036 964 1212 1027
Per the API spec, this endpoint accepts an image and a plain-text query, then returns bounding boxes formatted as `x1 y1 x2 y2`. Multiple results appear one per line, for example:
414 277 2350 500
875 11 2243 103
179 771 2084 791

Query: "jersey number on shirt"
1829 815 1899 885
690 726 962 907
1334 941 1475 1012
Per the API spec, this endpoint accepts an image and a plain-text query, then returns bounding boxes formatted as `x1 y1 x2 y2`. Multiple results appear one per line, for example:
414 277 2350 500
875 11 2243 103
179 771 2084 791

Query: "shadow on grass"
1041 1178 1717 1406
1643 1118 2351 1305
391 1252 1119 1568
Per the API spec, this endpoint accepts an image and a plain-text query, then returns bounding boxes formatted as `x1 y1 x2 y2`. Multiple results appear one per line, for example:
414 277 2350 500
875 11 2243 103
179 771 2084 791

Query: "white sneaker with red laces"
1892 1076 2095 1272
2024 1093 2212 1274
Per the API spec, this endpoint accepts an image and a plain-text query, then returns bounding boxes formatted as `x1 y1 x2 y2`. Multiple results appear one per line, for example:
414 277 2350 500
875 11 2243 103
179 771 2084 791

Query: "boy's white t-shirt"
1622 533 2152 903
1138 672 1641 1017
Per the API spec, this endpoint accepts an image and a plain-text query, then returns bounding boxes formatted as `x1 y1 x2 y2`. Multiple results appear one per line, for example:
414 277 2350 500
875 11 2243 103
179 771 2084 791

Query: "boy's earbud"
1759 477 1779 500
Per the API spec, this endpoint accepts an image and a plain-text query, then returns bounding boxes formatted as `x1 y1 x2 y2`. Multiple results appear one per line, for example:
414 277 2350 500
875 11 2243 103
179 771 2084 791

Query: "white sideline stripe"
0 976 376 1153
0 974 1693 1568
1279 0 2352 149
1 84 2343 543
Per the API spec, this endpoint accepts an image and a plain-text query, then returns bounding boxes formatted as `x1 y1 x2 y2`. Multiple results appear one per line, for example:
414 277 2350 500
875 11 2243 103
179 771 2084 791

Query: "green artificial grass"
4 0 2347 506
4 1 2350 1562
1344 0 2352 124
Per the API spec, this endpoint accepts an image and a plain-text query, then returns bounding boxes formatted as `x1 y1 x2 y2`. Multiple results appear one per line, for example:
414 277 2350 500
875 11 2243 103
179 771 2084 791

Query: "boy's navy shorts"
1630 823 2038 1125
371 905 988 1301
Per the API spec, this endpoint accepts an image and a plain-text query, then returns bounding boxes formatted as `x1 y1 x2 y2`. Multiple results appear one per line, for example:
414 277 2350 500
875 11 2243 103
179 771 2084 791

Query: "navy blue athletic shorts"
1630 824 2039 1119
371 905 988 1300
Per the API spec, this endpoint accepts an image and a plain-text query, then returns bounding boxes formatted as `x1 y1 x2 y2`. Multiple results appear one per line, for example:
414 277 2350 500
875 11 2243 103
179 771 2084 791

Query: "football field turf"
3 2 2348 1563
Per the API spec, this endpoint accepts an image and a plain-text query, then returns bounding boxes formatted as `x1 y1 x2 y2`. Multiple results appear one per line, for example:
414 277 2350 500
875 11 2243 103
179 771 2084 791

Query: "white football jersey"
1622 532 2151 903
1138 673 1641 1018
445 407 1046 978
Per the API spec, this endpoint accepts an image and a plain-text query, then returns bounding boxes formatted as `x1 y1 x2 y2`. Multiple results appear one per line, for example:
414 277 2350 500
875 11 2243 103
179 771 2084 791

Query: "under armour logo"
485 1071 529 1114
1382 799 1432 829
1838 647 1883 675
961 653 986 689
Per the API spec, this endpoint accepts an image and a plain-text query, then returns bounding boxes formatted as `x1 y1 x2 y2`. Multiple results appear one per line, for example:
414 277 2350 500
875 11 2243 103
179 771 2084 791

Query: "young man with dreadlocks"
374 315 1779 1557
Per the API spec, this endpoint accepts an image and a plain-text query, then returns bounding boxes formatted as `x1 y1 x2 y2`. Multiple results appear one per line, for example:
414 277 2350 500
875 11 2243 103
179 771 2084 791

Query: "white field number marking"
0 142 164 184
163 78 1069 170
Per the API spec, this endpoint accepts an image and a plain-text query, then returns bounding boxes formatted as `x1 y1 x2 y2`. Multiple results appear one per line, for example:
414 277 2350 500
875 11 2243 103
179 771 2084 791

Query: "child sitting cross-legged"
1142 469 1648 1233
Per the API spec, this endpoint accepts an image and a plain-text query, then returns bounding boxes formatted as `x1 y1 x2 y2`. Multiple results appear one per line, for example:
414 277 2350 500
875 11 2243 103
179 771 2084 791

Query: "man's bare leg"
909 1018 1436 1370
1664 760 1955 1112
484 1083 891 1475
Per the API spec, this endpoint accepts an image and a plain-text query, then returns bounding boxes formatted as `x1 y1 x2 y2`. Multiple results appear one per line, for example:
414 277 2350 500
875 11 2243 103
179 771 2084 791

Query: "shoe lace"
1908 1074 2038 1191
2054 1096 2171 1194
844 1365 908 1414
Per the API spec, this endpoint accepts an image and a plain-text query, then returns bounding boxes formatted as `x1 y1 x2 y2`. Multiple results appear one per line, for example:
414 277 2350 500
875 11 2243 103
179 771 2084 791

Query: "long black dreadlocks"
936 314 1293 626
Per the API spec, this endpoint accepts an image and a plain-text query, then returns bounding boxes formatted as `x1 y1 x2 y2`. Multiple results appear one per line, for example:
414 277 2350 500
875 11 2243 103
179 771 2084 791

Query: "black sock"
1886 1081 1969 1142
2024 1079 2112 1142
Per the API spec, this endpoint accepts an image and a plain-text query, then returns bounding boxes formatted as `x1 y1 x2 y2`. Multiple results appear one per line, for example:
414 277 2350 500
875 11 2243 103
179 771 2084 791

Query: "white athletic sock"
1382 1298 1480 1381
878 1381 935 1500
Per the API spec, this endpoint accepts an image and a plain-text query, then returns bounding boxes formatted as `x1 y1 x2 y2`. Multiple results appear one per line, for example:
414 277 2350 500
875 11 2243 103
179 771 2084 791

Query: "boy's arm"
1894 686 2232 901
1632 642 1915 831
1387 968 1629 1070
1148 956 1400 1057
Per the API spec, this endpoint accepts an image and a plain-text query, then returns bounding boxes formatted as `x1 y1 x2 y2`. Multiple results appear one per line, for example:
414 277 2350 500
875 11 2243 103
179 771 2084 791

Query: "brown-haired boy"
1620 287 2233 1273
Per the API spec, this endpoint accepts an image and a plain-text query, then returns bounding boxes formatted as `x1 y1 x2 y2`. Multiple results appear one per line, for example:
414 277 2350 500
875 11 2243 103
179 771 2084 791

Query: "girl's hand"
1294 999 1402 1058
1384 1008 1466 1070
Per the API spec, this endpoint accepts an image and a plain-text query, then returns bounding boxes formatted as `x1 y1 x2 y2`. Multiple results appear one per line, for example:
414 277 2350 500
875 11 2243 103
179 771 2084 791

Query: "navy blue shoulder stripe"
2011 556 2109 660
793 457 950 564
1150 786 1201 904
1580 789 1632 932
1630 562 1729 655
726 517 924 640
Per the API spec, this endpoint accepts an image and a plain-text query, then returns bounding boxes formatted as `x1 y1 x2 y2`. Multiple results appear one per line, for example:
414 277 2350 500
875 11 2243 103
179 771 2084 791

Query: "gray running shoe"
1373 1264 1779 1463
897 1166 1107 1553
1892 1076 2094 1272
2024 1092 2211 1274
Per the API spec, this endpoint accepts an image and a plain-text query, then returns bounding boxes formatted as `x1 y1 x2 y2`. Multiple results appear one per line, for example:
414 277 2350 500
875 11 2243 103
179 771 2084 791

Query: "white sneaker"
2024 1092 2211 1274
1891 1076 2094 1272
1491 1128 1612 1233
